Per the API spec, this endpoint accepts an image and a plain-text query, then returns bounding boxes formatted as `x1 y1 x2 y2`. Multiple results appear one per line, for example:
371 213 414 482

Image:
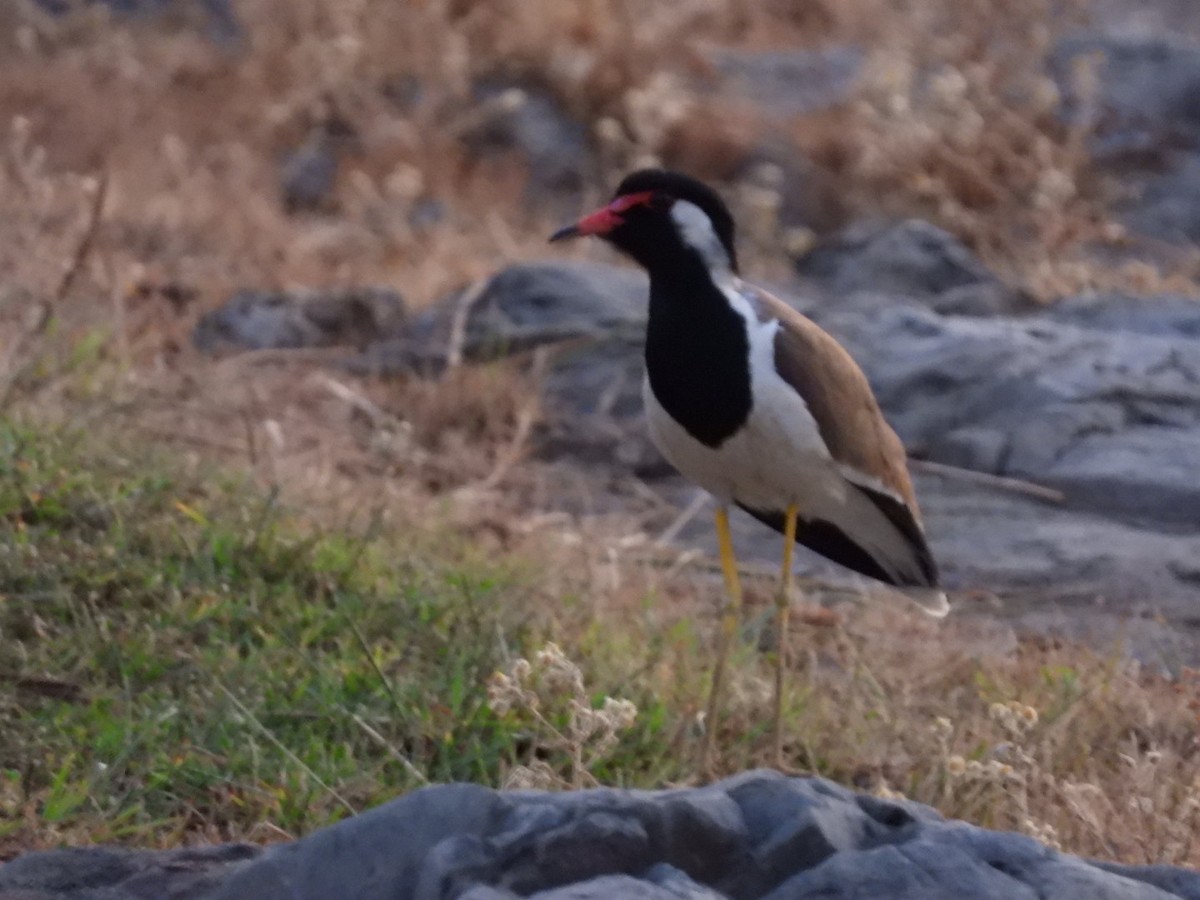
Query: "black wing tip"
737 502 939 591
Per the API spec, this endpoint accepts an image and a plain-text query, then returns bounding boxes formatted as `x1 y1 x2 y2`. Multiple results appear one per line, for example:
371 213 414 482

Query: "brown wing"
745 284 923 521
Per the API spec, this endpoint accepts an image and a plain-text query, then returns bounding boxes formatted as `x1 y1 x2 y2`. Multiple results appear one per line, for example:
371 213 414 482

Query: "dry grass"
1 0 1199 870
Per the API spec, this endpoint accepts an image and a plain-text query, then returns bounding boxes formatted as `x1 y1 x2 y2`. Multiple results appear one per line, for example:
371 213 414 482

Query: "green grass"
3 418 1199 867
0 421 549 844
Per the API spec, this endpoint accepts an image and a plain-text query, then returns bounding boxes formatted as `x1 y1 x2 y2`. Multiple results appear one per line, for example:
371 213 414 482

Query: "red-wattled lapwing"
550 169 946 771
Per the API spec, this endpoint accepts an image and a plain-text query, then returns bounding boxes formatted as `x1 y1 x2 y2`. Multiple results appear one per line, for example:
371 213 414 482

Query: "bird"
549 169 947 772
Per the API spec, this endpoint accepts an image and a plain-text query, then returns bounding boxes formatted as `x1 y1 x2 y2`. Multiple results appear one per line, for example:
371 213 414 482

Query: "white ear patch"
670 200 730 272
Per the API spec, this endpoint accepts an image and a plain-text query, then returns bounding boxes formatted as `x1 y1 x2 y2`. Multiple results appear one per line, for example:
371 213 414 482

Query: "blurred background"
3 0 1200 858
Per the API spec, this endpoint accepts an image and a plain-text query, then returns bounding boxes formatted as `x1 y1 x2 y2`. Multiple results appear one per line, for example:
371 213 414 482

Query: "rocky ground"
179 0 1200 671
204 233 1200 669
5 0 1200 895
5 772 1200 899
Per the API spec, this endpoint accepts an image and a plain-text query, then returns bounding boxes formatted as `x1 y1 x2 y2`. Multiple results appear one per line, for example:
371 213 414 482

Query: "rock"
793 219 1031 315
461 82 593 207
346 261 646 375
6 773 1199 899
30 0 241 43
734 142 847 236
1087 0 1200 41
280 119 359 214
703 46 865 119
810 294 1200 527
0 843 259 899
1117 151 1200 243
1046 292 1200 337
192 286 405 354
1051 36 1200 158
383 259 1200 665
1049 35 1200 242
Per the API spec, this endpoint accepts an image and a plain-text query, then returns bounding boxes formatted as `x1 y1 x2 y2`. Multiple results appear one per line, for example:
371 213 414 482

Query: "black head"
549 169 739 275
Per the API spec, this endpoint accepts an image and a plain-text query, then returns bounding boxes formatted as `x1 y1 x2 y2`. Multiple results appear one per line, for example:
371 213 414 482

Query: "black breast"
644 274 753 448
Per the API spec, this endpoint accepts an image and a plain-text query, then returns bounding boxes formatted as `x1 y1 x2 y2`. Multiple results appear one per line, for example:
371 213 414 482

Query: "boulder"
461 82 594 208
361 258 1200 664
793 219 1031 316
3 773 1196 899
702 46 865 119
1049 34 1200 242
810 293 1200 527
192 286 405 354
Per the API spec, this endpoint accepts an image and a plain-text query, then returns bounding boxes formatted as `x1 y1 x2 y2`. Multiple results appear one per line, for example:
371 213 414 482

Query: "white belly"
643 368 843 512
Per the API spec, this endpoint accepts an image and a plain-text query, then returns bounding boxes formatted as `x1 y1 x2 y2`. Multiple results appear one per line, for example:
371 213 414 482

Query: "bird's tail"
895 586 950 618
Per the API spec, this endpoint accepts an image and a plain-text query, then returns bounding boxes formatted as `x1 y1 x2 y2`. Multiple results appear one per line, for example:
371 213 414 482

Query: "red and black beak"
548 191 655 243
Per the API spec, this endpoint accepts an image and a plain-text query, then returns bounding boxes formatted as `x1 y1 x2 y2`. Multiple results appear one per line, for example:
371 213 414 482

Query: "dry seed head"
949 109 985 146
875 784 906 801
1035 168 1076 209
1030 77 1061 115
782 227 816 257
625 73 693 149
946 755 967 777
602 697 638 731
595 117 627 148
929 67 969 108
536 642 584 694
486 671 516 716
503 760 561 791
384 164 425 202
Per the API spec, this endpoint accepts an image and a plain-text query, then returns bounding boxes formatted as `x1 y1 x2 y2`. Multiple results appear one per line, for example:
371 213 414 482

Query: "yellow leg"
700 505 742 776
774 504 798 768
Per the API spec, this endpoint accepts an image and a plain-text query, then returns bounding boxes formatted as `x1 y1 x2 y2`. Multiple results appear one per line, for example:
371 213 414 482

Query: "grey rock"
0 843 259 899
31 0 240 44
211 782 505 900
1052 36 1200 157
346 261 646 383
811 296 1200 526
735 142 847 236
527 866 723 899
1049 35 1200 243
1087 0 1200 42
280 119 358 214
704 46 865 118
794 219 1030 315
1047 292 1200 337
193 286 405 354
1094 861 1200 899
1119 151 1200 243
462 82 592 205
383 259 1200 665
8 773 1199 899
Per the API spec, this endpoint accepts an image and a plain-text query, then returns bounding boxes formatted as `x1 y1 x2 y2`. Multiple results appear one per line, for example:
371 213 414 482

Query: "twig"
314 372 394 427
655 489 709 547
52 172 109 308
213 681 357 816
443 88 526 139
349 713 428 786
909 458 1066 504
444 278 491 369
214 346 350 368
470 345 550 492
0 173 108 408
127 422 246 455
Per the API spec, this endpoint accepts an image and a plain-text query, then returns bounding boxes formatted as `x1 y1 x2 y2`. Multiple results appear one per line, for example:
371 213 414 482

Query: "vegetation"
2 420 1199 864
0 0 1198 871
